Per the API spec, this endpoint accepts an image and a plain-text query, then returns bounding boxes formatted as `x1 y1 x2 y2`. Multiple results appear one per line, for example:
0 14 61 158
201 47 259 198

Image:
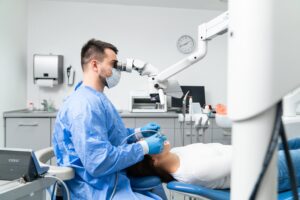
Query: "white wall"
27 0 227 110
0 0 28 147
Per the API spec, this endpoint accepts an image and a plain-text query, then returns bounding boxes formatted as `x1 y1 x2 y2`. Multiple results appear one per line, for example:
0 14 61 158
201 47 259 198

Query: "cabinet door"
174 127 212 146
135 118 175 146
212 128 231 145
122 118 135 128
135 118 175 129
6 118 51 151
211 119 232 144
174 120 212 147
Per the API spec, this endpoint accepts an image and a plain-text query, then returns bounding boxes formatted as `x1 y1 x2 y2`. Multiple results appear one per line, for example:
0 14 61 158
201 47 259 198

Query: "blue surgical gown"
52 84 156 200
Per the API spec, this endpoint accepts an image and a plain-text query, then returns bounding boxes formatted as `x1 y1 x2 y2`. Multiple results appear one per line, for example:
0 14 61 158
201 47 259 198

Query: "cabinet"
174 120 213 147
4 111 231 153
211 118 231 145
136 118 175 147
121 117 177 146
5 118 51 151
122 116 232 147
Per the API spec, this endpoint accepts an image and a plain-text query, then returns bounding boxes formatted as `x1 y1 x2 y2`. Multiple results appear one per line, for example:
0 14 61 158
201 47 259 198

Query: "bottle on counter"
189 96 193 114
28 102 34 111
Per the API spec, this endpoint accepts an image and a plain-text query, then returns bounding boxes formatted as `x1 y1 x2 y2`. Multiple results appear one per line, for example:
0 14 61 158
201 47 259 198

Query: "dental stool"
167 181 300 200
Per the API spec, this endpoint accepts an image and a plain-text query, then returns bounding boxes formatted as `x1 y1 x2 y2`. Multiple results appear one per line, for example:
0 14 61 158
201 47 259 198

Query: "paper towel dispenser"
33 54 63 86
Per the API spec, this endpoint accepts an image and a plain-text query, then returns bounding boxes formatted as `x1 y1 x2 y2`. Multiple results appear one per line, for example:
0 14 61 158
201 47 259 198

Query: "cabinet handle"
18 123 39 127
185 133 201 136
223 131 231 136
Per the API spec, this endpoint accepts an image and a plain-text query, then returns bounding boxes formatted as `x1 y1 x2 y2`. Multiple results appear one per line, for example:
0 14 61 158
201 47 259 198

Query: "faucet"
41 99 48 111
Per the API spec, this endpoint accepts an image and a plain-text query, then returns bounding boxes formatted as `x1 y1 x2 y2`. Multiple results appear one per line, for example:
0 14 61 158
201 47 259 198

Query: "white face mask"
105 68 121 88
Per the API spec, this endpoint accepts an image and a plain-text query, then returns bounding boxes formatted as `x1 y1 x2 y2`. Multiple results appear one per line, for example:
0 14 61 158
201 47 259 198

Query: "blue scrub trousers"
278 137 300 192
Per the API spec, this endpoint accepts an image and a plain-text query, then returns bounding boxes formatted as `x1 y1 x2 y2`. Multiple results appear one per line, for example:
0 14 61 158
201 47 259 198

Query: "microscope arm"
115 58 159 77
115 11 228 105
155 11 229 83
115 58 167 104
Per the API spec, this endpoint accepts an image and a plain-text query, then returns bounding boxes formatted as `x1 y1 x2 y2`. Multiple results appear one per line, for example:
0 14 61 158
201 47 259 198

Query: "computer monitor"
171 86 206 110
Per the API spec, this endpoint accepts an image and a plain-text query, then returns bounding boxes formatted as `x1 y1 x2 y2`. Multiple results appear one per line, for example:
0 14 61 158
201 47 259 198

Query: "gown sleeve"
70 106 144 177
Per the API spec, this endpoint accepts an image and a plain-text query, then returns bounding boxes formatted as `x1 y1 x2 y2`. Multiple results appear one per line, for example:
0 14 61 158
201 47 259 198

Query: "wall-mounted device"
130 91 167 112
66 65 75 86
33 54 63 87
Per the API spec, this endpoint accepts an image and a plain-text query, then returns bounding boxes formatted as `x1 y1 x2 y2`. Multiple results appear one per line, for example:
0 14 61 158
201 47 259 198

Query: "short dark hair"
126 155 175 183
80 39 118 70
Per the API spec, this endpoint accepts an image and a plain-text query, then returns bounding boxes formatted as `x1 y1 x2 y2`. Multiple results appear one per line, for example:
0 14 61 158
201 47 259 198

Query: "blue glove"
140 122 161 137
144 134 167 155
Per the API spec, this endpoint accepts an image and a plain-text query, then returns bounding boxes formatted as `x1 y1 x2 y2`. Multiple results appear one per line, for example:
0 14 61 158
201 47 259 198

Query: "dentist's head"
81 39 120 91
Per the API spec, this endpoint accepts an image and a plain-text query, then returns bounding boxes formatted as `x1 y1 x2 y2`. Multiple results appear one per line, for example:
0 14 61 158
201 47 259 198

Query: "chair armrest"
167 181 230 200
35 147 74 181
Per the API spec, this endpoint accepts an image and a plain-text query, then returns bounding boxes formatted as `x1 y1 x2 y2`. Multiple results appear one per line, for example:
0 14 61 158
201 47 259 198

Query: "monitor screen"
171 86 205 109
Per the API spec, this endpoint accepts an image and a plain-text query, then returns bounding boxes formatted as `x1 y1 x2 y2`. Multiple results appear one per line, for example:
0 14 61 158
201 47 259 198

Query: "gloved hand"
144 134 167 155
140 122 161 137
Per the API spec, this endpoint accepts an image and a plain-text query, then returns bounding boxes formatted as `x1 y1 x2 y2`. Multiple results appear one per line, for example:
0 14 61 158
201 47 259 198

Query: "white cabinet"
122 118 135 128
5 118 51 151
4 114 231 152
136 118 175 146
174 119 213 146
121 117 177 146
211 118 231 145
120 116 231 147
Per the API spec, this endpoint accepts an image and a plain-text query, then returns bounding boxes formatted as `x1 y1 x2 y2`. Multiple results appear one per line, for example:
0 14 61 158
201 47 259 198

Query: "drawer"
5 118 51 150
211 128 232 144
174 128 212 147
175 118 211 129
135 118 175 129
121 118 135 128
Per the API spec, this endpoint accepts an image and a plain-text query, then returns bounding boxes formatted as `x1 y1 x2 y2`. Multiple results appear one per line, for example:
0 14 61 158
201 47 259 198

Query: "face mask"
105 68 121 88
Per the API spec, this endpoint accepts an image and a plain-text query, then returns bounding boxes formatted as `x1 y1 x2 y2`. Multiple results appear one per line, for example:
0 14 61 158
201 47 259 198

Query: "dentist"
52 39 166 200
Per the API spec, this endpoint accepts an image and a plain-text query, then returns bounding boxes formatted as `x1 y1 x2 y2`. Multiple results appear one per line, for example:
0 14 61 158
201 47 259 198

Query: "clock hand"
179 41 190 48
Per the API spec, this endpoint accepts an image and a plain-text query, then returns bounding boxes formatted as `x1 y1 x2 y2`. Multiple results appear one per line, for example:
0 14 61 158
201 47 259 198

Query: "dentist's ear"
90 60 98 72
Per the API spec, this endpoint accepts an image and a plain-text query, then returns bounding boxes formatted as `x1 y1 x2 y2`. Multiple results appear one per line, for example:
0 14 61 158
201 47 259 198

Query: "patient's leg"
277 149 300 192
278 137 300 150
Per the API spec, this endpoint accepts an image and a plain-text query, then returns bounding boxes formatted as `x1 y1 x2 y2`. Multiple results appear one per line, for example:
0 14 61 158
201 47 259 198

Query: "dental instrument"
120 129 160 145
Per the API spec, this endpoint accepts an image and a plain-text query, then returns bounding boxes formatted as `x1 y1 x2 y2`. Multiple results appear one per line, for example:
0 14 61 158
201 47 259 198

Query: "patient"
127 138 300 192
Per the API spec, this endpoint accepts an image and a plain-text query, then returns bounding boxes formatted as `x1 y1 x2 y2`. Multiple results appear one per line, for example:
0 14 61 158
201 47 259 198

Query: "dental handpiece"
120 129 160 145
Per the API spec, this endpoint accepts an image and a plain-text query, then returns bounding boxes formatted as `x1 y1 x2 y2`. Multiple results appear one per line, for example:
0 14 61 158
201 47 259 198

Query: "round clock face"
177 35 195 54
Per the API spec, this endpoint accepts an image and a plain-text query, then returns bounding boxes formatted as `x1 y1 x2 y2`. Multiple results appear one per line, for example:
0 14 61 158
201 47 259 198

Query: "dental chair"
166 112 300 200
35 147 167 200
167 181 300 200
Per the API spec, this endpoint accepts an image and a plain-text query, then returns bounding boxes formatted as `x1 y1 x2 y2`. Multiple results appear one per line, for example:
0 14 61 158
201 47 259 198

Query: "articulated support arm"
115 11 228 105
155 11 229 83
115 58 168 105
115 58 158 77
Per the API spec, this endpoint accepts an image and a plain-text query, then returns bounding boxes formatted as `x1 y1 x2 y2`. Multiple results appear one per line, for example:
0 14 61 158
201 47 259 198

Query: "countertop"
3 109 179 118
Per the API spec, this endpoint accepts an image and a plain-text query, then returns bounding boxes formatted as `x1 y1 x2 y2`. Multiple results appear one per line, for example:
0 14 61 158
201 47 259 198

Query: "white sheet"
171 143 232 189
